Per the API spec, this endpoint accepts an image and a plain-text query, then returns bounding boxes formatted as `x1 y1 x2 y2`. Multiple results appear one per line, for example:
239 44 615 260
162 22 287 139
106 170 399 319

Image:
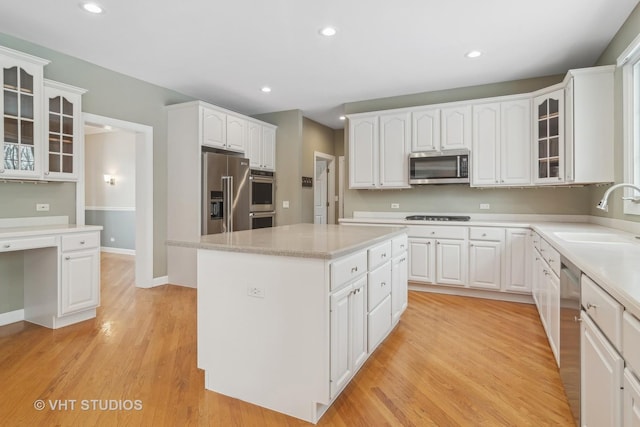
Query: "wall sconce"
103 174 115 186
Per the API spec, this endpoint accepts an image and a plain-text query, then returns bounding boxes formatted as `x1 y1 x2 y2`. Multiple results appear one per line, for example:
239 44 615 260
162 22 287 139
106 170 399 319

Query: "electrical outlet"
391 203 400 209
110 237 115 242
36 203 50 212
247 287 265 298
283 201 290 209
480 203 490 210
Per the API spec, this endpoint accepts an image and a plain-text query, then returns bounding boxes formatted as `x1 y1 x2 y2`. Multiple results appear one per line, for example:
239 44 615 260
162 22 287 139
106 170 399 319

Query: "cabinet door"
379 113 410 188
581 313 623 427
43 82 83 180
624 368 640 427
468 240 501 290
0 57 44 178
533 90 564 184
472 103 500 186
504 229 531 293
330 284 353 398
226 115 246 153
441 106 471 150
436 239 467 286
564 79 575 183
202 108 226 149
261 126 276 171
501 99 531 185
391 254 408 324
60 249 100 315
351 277 368 370
348 116 378 189
247 121 262 168
408 238 435 283
368 294 392 352
412 109 440 152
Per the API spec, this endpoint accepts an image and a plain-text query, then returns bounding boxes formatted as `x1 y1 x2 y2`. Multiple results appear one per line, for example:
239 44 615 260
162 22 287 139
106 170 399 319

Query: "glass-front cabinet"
533 89 564 184
0 48 48 178
44 80 86 180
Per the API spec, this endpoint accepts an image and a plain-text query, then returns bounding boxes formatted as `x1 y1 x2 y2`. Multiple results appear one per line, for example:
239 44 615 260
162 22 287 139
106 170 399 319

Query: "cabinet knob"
430 231 435 235
3 244 10 248
495 180 498 183
548 258 554 263
482 233 486 237
501 179 504 183
65 256 70 260
351 266 358 273
558 177 562 181
400 257 406 262
586 303 598 310
574 316 582 323
44 171 50 175
400 244 405 249
80 240 86 245
381 253 387 258
381 282 386 287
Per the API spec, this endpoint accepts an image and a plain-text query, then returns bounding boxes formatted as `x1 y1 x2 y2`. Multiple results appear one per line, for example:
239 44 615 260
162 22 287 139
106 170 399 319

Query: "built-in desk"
0 221 102 329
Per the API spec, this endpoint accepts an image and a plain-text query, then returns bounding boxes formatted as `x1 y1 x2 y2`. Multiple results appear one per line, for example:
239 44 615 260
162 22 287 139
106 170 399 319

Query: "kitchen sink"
554 231 635 244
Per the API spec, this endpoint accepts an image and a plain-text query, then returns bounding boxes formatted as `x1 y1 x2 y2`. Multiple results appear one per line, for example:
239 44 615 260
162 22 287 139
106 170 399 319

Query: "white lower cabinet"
391 252 408 324
60 249 100 315
408 238 435 282
504 228 531 293
368 294 392 352
330 275 367 398
468 240 501 290
625 369 640 427
436 239 467 286
581 313 623 427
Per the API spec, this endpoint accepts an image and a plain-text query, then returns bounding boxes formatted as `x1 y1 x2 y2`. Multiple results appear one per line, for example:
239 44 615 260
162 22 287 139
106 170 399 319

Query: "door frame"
313 151 336 225
79 113 155 288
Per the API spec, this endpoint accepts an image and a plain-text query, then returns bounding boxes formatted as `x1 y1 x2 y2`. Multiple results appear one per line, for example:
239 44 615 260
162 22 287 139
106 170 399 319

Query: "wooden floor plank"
0 253 574 425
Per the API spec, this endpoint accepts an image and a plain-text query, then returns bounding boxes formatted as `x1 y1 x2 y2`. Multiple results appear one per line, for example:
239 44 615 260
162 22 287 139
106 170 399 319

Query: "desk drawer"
0 236 57 252
331 250 367 291
582 274 622 350
469 227 504 241
368 240 392 270
61 233 100 252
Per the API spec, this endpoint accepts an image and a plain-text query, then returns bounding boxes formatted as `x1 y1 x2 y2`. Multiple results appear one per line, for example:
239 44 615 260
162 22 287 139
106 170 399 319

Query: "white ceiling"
0 0 638 129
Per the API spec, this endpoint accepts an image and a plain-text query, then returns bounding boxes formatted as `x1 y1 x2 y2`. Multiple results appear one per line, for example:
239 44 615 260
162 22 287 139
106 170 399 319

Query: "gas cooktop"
405 215 471 222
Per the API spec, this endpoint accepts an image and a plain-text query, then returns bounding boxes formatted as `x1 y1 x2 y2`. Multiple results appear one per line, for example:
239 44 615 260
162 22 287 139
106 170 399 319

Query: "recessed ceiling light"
261 86 272 93
339 116 346 121
465 50 483 59
81 2 104 14
320 27 337 37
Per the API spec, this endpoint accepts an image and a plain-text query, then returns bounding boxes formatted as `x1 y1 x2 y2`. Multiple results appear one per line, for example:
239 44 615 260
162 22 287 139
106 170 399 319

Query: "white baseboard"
151 276 169 287
0 309 24 326
101 247 136 256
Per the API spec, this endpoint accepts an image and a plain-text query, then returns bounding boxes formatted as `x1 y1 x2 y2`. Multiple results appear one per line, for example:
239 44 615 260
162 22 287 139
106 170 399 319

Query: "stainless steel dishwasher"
560 256 581 426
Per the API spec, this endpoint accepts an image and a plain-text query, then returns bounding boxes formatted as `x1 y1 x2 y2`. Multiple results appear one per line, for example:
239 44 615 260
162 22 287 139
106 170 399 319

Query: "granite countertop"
168 223 408 260
0 224 103 239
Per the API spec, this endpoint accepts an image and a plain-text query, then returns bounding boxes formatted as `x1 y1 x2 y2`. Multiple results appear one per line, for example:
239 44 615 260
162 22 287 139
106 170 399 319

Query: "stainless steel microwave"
409 149 470 184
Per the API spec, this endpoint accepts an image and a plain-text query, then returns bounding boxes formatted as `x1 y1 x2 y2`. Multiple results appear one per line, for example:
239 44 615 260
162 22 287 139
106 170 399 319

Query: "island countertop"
168 223 407 260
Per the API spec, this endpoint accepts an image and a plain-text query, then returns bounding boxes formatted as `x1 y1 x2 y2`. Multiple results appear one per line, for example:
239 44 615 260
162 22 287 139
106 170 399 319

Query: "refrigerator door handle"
229 176 234 232
222 176 230 232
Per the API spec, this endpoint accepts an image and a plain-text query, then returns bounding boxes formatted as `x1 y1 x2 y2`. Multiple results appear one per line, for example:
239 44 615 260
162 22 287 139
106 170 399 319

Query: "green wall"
302 117 336 223
589 2 640 221
0 32 194 283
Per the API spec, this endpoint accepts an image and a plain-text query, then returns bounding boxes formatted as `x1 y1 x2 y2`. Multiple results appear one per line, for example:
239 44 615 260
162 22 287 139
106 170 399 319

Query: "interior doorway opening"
313 151 335 224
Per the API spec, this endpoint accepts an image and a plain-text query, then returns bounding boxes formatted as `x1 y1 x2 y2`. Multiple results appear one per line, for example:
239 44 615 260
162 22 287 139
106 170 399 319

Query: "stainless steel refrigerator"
202 152 250 234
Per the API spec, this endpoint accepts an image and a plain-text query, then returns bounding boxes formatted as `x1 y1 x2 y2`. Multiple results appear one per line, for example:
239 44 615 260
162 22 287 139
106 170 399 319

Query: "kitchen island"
174 224 408 423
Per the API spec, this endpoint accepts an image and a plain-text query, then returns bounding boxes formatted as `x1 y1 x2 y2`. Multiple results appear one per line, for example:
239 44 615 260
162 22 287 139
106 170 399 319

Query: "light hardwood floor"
0 252 574 426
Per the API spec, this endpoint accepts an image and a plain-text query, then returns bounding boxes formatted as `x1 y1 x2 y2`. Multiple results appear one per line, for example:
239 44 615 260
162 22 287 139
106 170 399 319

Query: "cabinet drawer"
368 262 392 311
469 227 504 241
391 234 408 257
582 274 622 350
368 294 392 352
624 312 640 376
61 233 100 252
0 236 57 252
331 250 367 291
540 239 560 276
368 240 392 270
531 232 541 253
408 225 467 240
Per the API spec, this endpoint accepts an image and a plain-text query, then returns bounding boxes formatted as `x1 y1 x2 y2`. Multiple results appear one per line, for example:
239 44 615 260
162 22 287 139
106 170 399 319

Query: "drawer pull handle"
548 259 554 263
351 266 358 273
470 243 474 247
80 240 86 244
482 233 487 237
400 257 406 262
543 270 550 276
586 303 598 310
574 316 582 323
65 256 71 260
381 282 386 287
400 244 405 249
430 231 435 235
3 244 10 248
381 253 387 258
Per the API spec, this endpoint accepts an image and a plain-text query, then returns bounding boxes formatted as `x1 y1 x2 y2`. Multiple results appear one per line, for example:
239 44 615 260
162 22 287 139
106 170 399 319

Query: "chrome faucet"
596 183 640 212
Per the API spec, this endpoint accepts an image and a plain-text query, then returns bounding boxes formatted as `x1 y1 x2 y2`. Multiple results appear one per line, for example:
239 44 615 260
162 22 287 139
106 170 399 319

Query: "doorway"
313 151 335 224
78 113 155 288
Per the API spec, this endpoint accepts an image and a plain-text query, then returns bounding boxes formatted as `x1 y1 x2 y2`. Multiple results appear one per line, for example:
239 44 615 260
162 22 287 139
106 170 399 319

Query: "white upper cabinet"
261 125 276 171
472 98 531 187
379 112 410 188
411 108 440 152
246 121 275 171
0 46 49 179
202 108 226 149
226 115 246 153
441 105 472 150
564 65 614 184
533 89 565 184
43 80 86 181
349 115 379 189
